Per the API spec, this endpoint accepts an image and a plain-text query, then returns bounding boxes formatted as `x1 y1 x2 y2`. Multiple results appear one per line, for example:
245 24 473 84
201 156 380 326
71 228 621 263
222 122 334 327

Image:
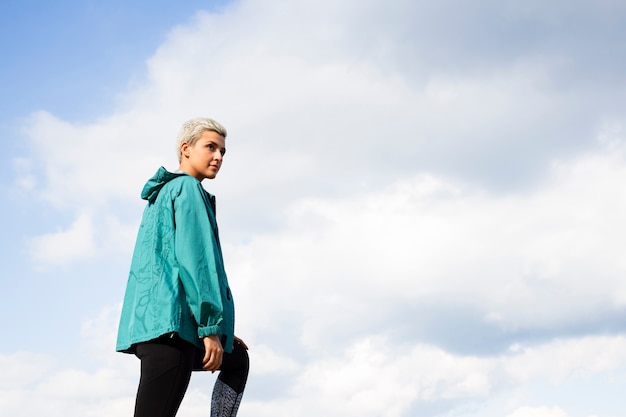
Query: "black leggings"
133 334 249 417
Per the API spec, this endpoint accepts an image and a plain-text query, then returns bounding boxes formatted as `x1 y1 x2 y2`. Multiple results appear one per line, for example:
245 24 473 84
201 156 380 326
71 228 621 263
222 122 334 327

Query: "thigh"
134 336 196 417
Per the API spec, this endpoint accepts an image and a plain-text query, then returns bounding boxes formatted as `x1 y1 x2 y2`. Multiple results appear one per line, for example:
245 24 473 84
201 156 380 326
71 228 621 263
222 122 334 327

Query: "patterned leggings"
133 334 249 417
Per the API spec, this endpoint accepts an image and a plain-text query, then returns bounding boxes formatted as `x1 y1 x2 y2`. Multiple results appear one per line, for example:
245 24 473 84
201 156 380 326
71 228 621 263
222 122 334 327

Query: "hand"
201 334 224 372
234 335 249 350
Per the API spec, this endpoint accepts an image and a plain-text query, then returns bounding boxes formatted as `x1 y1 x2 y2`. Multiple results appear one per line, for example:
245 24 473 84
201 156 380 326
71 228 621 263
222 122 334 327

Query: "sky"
1 0 626 416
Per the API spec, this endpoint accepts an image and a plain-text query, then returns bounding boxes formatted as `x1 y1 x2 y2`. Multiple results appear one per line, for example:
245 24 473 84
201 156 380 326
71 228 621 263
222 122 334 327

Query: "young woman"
116 118 249 417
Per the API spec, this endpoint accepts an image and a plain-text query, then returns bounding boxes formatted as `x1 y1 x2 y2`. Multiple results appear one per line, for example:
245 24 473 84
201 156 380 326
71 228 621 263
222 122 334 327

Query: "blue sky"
2 1 626 416
0 0 228 121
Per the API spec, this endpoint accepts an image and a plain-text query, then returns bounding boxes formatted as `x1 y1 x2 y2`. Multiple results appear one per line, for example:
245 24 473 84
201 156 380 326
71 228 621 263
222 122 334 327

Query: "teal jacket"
116 167 235 353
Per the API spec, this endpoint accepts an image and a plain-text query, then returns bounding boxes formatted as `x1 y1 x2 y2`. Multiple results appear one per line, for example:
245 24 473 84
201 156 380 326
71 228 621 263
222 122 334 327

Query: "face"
179 130 226 181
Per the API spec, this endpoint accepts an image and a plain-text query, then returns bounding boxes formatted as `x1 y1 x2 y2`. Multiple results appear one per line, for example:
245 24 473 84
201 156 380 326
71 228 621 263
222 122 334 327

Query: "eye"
220 149 226 156
208 143 216 151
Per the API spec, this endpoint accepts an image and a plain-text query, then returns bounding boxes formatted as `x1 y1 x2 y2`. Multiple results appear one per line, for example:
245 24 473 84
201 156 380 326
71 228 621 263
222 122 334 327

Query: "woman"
116 118 249 417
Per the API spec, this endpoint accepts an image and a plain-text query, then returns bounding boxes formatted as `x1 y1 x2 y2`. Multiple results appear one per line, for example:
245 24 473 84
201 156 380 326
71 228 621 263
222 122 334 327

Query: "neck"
177 163 203 181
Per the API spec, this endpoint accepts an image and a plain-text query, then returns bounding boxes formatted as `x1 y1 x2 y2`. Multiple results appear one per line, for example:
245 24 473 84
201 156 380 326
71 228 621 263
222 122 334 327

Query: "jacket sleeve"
173 179 224 338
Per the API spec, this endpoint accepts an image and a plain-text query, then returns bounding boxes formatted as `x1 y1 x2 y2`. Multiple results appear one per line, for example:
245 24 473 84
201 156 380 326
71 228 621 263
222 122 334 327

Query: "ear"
180 142 190 159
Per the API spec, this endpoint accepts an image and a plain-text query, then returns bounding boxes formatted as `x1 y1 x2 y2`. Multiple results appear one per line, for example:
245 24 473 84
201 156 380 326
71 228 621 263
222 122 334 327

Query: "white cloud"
502 336 626 384
0 305 136 417
80 303 124 362
2 311 625 417
228 138 626 355
506 406 569 417
18 0 625 266
248 344 300 376
27 212 96 266
0 352 51 390
289 337 490 416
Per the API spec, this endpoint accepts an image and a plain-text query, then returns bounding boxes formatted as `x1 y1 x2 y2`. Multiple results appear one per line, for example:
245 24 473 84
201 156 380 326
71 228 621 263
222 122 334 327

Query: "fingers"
234 336 249 350
202 348 223 371
202 335 224 372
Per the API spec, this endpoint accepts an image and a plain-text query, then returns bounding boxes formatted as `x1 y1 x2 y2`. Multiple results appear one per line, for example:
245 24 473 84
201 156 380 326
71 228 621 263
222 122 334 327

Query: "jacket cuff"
197 325 220 338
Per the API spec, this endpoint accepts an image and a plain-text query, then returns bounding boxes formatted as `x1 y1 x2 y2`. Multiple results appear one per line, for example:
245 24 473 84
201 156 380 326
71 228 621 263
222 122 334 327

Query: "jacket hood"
141 167 189 203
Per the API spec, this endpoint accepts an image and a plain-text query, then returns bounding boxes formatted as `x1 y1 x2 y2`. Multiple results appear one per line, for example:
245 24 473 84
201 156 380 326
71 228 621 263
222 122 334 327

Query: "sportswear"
116 167 235 353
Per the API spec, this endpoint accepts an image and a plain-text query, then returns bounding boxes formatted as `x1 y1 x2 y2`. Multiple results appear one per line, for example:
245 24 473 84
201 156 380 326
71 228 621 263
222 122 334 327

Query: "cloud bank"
6 0 626 416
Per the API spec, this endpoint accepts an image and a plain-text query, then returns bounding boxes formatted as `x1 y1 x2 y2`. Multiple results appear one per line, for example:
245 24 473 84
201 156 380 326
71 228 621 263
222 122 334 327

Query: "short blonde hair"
176 118 227 162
